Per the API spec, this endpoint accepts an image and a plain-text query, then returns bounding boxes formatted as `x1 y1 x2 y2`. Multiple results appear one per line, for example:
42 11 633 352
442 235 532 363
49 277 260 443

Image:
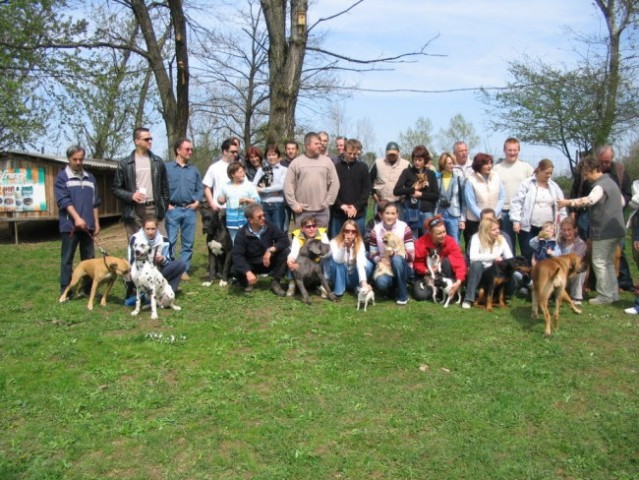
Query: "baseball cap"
385 141 400 154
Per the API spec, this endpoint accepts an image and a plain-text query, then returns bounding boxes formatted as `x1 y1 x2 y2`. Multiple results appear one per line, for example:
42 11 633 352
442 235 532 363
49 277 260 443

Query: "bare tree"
260 0 437 143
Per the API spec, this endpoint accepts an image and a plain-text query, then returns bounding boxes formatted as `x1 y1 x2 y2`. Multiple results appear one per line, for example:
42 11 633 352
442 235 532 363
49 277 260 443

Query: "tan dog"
531 253 582 337
373 232 406 279
412 172 428 190
59 256 131 310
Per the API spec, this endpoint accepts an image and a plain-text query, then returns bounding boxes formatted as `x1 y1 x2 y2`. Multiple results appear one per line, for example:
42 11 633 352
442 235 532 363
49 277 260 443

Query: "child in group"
529 221 556 266
217 162 260 243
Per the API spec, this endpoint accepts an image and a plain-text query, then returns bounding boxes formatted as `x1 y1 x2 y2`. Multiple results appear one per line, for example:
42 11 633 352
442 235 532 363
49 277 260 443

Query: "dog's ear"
108 262 118 273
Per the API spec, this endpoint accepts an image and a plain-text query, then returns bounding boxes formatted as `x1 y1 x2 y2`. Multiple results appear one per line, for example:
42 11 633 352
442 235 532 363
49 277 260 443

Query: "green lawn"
1 232 638 479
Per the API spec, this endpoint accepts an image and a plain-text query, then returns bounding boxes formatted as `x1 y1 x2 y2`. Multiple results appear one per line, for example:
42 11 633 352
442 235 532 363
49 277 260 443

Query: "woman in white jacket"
509 159 566 262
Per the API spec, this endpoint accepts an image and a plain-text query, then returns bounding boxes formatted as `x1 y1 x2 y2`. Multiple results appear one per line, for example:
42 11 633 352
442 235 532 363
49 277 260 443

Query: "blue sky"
304 0 603 173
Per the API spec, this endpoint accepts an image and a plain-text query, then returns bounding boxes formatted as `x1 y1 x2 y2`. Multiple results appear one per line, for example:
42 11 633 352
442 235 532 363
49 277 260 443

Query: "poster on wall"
0 167 47 212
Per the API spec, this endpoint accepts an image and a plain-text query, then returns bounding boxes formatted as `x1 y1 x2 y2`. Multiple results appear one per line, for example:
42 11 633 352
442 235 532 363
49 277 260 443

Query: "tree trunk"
130 0 189 150
261 0 308 144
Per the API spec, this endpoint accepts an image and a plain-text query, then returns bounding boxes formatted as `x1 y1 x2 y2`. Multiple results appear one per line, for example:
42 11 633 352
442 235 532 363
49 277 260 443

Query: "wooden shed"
0 151 122 243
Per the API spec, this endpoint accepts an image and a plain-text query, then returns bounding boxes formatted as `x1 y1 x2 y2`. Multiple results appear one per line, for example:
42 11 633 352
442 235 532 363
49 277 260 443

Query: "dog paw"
151 314 158 320
131 310 139 316
172 305 182 311
328 294 339 302
201 281 212 287
219 280 228 287
574 307 582 315
87 305 94 311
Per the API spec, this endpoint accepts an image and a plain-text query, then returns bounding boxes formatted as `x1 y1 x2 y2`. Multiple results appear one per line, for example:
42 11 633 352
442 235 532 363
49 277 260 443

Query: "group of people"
54 127 637 312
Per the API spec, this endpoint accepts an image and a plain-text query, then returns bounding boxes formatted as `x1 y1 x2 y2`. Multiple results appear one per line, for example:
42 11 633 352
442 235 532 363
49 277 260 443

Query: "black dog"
201 208 233 287
476 256 530 312
293 239 337 305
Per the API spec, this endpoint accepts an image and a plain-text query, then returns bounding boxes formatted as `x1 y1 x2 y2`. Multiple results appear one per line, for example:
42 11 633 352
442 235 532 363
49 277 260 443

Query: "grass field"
1 222 638 479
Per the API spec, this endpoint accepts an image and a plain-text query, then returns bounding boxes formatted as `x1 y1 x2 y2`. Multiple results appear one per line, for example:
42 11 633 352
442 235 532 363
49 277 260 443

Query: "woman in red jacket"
413 215 467 301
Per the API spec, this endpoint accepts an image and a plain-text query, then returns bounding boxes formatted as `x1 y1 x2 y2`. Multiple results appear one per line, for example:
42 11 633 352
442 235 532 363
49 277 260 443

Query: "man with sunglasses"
202 138 240 211
231 203 290 296
113 127 170 238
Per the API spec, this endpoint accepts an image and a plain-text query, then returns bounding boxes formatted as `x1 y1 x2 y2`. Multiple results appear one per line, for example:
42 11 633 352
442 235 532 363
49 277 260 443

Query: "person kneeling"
231 204 290 295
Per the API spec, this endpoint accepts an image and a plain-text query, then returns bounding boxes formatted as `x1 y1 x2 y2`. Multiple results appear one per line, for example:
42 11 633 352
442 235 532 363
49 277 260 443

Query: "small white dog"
357 285 375 311
130 240 181 320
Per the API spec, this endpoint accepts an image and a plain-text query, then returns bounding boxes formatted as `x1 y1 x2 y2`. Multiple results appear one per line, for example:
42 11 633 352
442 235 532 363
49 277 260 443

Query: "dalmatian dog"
130 239 181 320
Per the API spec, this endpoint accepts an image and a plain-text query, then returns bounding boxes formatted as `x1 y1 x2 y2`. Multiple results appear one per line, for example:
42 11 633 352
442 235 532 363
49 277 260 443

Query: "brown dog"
373 231 406 280
531 253 582 337
59 256 131 310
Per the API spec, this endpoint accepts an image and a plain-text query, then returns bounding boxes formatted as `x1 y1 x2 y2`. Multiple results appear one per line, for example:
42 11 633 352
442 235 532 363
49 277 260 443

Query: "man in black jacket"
231 204 290 295
113 127 170 238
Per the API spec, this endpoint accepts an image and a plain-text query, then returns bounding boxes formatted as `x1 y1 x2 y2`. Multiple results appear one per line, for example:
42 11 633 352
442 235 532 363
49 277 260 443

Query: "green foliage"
437 113 480 152
0 0 87 149
398 116 434 153
0 230 638 479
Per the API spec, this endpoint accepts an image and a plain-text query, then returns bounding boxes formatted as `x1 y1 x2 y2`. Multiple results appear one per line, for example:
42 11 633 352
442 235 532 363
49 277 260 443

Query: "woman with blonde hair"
462 217 513 309
325 220 371 297
436 152 465 244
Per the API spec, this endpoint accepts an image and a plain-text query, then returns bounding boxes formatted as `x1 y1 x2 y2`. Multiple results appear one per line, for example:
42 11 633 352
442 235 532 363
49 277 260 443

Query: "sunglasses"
344 228 357 233
303 224 317 229
140 137 153 142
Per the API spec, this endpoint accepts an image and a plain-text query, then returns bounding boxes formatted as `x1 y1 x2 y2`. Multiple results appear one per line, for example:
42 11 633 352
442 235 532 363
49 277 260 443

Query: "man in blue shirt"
54 145 100 294
165 138 203 280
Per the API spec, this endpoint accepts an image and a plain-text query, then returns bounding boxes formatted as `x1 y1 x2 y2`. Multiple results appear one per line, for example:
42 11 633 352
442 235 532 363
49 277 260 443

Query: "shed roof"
0 151 119 171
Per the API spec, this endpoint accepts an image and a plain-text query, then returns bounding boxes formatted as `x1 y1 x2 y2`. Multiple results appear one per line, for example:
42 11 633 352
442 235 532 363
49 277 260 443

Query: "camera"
438 198 450 209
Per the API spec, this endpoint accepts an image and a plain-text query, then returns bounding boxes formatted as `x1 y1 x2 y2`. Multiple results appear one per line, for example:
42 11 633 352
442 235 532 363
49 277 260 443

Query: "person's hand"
287 259 299 271
459 221 465 231
263 250 272 268
132 191 146 203
246 271 257 286
449 279 462 296
557 199 570 208
495 256 503 262
513 222 521 234
93 225 100 237
74 217 88 230
293 205 303 214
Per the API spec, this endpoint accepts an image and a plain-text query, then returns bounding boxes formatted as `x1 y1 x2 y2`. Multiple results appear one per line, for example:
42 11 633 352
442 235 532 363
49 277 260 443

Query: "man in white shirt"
493 137 533 254
452 141 473 179
202 138 239 211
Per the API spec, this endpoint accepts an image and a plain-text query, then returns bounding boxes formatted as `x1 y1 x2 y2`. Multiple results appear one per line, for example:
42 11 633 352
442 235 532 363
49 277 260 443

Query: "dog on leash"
476 256 531 312
293 239 338 305
373 231 406 280
59 256 131 310
531 253 583 337
201 208 232 287
130 240 181 320
357 286 375 311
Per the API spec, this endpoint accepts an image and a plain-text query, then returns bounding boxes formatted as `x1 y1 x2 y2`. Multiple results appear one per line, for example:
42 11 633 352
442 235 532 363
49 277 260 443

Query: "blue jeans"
60 230 94 292
161 259 188 293
325 258 359 295
263 202 285 232
464 261 487 303
441 210 461 245
373 255 411 302
165 207 197 272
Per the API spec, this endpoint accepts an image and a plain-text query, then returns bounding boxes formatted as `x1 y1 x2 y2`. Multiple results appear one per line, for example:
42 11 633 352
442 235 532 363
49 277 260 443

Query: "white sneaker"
589 296 613 305
572 299 582 306
396 299 408 306
462 301 471 309
624 307 638 315
318 285 328 299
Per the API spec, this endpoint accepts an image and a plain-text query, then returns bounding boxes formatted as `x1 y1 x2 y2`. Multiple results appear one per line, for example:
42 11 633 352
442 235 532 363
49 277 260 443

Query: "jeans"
161 259 188 293
373 255 411 302
325 258 359 295
519 225 541 265
263 202 285 232
441 210 461 245
464 261 487 303
165 207 197 272
591 236 623 301
60 230 94 292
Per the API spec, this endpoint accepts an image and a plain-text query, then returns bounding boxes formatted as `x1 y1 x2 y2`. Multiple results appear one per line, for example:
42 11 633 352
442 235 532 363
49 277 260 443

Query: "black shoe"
270 280 286 297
